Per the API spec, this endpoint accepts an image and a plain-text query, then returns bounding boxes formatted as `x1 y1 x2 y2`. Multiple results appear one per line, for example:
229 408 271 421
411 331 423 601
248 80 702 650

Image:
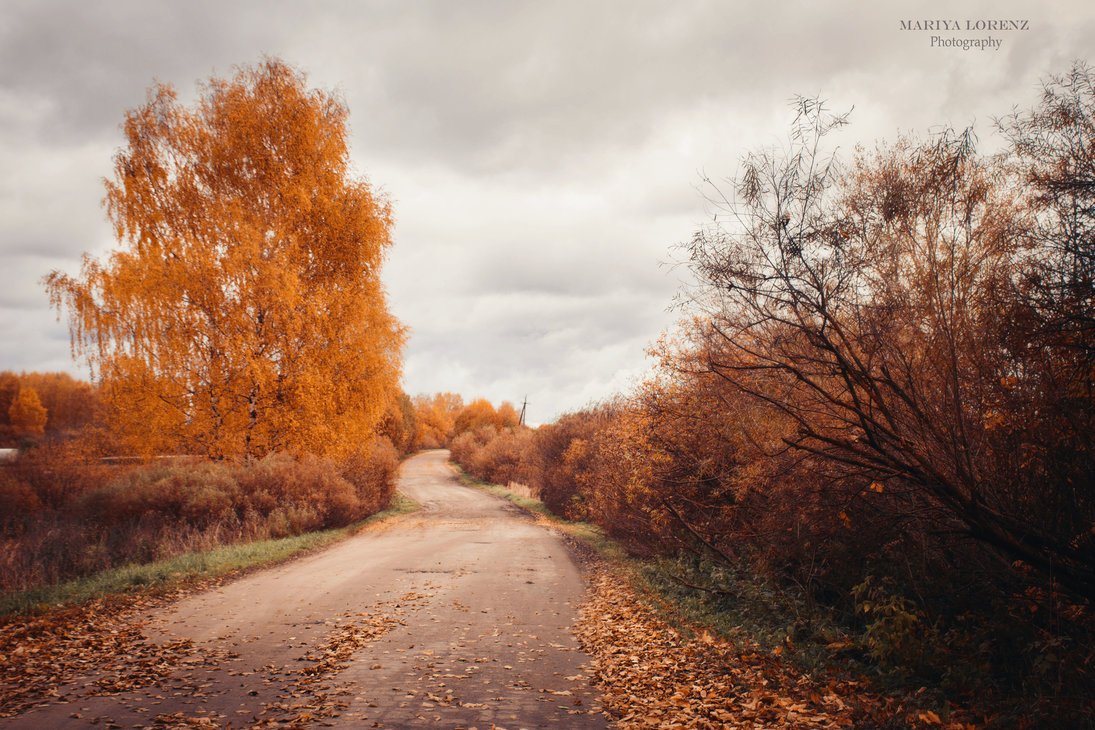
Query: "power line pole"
519 395 528 426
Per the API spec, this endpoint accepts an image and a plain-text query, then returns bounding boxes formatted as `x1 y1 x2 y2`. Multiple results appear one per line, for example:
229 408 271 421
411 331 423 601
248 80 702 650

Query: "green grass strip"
0 492 419 618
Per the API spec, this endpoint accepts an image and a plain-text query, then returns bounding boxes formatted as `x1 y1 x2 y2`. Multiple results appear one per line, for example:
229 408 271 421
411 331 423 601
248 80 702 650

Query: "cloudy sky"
1 0 1093 422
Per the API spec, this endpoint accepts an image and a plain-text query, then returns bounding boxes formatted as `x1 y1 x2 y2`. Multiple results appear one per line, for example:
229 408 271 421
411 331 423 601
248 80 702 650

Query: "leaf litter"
0 588 222 719
574 566 974 729
0 584 432 728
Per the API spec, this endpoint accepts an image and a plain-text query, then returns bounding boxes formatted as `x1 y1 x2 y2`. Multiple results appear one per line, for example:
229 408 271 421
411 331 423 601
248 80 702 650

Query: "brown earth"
1 450 606 729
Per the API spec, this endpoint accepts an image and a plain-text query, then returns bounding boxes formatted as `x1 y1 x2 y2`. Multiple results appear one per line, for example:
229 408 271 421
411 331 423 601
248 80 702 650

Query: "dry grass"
504 481 537 500
0 438 402 598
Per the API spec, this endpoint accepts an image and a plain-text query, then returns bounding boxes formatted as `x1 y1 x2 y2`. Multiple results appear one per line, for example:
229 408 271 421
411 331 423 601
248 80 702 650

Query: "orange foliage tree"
495 401 521 429
453 398 498 435
0 371 99 446
17 372 97 435
8 386 47 439
452 398 521 436
46 59 404 459
378 392 417 455
411 392 463 449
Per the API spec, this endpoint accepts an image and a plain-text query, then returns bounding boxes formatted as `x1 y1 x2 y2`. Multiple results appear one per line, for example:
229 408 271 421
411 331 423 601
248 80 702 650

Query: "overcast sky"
1 0 1093 423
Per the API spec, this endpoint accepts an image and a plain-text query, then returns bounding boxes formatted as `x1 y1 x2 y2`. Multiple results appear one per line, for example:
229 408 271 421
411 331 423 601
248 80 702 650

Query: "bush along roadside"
0 492 418 619
454 466 987 730
0 437 402 600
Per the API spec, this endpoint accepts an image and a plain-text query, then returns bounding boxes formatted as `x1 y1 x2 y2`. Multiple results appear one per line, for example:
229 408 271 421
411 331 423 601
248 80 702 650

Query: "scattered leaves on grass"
577 566 874 729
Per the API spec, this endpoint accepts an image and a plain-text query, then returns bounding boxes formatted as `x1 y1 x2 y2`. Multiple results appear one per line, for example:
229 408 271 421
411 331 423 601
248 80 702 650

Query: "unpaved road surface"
3 450 607 729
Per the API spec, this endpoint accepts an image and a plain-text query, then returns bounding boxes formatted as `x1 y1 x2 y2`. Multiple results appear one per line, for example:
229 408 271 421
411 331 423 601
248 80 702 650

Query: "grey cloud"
2 0 1095 421
0 0 291 144
0 306 79 374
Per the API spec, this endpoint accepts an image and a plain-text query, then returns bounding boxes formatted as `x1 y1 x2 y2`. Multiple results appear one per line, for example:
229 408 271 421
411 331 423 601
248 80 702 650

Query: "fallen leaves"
0 590 208 718
572 564 982 728
575 567 859 729
297 612 400 678
150 711 222 728
0 579 431 728
252 589 432 727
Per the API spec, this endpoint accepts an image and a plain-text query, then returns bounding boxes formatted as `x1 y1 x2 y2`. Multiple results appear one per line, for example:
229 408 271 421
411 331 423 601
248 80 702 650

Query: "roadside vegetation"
0 492 417 618
450 63 1095 728
0 440 403 603
456 469 917 727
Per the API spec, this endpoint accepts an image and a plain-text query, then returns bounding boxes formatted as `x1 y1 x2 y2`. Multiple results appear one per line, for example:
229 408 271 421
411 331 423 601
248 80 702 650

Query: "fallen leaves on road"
576 567 862 729
298 612 401 678
253 589 433 727
0 590 206 718
150 710 223 728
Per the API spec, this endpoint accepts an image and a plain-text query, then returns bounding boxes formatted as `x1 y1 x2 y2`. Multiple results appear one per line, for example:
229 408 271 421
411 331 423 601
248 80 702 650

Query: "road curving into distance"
3 449 606 729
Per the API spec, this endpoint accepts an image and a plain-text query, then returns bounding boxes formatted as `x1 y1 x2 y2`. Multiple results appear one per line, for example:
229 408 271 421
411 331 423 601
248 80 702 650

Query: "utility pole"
518 395 528 426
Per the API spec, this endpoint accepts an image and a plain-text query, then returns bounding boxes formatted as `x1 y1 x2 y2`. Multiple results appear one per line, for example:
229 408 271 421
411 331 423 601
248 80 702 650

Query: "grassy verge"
635 557 856 674
0 492 419 618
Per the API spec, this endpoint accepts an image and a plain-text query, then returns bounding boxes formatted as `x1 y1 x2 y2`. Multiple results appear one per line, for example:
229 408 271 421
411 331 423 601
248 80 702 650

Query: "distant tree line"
0 372 97 446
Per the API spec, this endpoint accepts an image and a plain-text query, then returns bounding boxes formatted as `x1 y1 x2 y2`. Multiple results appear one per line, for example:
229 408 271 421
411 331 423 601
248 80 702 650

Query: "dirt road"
3 450 607 729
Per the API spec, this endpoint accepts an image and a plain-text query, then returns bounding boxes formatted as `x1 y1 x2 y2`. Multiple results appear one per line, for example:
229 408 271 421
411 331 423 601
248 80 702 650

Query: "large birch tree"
47 59 404 459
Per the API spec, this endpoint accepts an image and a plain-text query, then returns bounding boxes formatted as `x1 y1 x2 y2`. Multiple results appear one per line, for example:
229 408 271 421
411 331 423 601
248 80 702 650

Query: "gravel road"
3 450 606 729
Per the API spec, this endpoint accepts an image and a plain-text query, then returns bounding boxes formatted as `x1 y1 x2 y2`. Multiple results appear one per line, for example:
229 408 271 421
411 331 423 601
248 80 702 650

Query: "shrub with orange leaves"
338 436 400 515
0 472 42 533
452 426 538 488
78 460 240 528
233 454 360 535
529 404 620 519
7 439 117 510
449 425 498 476
1 447 400 595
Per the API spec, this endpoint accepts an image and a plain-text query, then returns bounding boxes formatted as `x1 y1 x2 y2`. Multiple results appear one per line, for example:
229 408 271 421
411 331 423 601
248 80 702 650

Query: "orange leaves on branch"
44 59 403 459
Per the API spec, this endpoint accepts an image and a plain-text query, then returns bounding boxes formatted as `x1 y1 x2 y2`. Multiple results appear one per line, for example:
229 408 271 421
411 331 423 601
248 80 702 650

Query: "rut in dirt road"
2 450 607 729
